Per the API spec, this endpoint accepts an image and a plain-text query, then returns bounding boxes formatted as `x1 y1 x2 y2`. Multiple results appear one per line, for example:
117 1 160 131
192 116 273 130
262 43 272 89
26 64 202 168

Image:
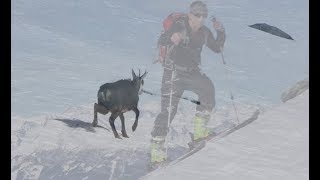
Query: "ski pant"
151 65 216 137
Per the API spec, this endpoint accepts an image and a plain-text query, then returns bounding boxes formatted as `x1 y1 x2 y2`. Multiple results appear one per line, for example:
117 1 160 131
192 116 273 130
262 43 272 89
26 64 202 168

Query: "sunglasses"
192 13 208 18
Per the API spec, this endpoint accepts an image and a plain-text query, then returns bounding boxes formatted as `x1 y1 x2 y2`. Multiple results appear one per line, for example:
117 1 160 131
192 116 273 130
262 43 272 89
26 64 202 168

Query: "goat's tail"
98 91 106 101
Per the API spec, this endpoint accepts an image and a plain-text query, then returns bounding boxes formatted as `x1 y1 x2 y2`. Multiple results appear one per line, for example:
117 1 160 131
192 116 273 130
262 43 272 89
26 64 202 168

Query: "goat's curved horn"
139 69 141 76
132 69 136 78
141 70 148 79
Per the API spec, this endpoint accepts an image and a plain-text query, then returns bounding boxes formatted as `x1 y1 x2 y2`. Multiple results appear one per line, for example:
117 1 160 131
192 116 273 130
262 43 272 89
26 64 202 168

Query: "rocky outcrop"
281 78 309 103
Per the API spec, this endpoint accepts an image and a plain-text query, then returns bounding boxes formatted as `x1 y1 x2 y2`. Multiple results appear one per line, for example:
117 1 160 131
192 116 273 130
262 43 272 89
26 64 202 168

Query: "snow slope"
11 88 308 180
143 89 309 180
11 98 259 179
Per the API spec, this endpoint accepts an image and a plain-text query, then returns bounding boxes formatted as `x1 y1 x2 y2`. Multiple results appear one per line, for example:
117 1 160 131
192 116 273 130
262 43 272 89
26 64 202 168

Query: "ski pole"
142 89 200 105
220 50 240 124
211 15 240 124
165 65 176 158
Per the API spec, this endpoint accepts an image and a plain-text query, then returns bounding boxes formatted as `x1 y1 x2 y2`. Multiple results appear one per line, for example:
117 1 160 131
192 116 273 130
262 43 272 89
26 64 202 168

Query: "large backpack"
162 12 186 32
155 12 187 64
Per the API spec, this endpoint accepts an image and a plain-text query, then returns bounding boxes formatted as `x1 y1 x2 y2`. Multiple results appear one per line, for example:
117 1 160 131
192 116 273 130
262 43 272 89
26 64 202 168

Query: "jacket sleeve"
157 19 186 46
205 28 226 53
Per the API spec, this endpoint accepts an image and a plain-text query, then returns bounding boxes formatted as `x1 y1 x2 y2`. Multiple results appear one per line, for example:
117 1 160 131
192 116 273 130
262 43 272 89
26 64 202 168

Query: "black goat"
92 69 147 139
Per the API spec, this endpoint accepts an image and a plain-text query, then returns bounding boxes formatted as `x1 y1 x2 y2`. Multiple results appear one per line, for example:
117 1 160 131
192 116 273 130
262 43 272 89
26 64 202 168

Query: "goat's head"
132 69 147 95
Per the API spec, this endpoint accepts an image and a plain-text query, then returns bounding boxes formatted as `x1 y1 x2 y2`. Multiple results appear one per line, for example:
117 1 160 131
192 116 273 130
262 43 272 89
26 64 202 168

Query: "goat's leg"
132 107 140 132
109 113 121 139
92 103 99 127
119 113 129 138
93 103 109 127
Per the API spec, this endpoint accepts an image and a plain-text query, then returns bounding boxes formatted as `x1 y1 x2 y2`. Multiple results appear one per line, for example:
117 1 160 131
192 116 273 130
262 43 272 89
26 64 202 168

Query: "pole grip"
211 15 226 65
221 50 227 65
210 15 216 22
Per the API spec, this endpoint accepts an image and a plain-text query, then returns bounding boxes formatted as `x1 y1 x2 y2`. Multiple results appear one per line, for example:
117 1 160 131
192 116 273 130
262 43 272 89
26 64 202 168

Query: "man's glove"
211 16 225 32
159 45 167 64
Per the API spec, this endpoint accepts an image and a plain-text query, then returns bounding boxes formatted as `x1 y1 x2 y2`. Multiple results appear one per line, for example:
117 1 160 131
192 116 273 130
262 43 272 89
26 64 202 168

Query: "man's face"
189 12 208 29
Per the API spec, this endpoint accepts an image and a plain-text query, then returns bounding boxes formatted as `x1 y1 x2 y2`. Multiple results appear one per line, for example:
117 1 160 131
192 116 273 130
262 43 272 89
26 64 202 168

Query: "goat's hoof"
115 135 122 139
92 121 97 127
122 131 129 138
132 125 137 132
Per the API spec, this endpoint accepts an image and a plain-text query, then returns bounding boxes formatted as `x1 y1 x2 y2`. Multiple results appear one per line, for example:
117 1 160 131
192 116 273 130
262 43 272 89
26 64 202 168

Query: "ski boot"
149 136 167 170
188 112 215 149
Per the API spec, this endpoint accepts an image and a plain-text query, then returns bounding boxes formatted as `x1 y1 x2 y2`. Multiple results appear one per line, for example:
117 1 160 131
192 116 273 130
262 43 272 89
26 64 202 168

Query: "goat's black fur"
92 69 147 139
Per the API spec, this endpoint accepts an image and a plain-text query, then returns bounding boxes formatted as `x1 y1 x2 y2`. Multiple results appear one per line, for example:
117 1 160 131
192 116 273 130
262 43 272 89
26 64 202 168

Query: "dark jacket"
158 15 226 68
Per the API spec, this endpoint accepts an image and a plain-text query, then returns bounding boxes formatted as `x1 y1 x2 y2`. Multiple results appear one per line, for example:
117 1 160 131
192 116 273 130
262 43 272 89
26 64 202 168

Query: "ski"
139 109 260 179
170 109 260 165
